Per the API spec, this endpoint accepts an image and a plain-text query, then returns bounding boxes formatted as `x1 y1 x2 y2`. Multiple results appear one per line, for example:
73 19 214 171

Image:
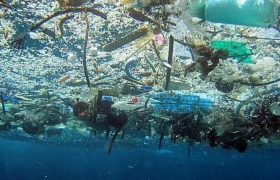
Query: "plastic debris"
149 91 215 113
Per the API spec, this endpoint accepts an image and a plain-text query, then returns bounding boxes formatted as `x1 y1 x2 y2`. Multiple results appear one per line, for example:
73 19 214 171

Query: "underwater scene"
1 0 280 179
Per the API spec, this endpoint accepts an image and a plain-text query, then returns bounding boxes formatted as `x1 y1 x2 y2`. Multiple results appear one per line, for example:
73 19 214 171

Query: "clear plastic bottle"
188 0 279 28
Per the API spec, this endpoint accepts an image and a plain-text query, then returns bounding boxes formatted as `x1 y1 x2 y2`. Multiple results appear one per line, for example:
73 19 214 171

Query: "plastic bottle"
141 85 153 91
102 96 114 102
188 0 279 28
150 92 215 113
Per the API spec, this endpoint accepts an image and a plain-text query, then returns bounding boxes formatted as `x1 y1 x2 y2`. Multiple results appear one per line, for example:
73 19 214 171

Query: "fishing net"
211 40 254 64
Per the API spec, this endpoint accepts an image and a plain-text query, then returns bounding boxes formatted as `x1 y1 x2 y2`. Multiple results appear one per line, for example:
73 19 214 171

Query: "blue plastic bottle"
102 96 113 102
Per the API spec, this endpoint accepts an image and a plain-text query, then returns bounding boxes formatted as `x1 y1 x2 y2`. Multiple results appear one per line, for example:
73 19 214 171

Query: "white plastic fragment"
163 62 172 68
29 32 38 39
90 47 98 56
270 102 280 116
67 51 77 63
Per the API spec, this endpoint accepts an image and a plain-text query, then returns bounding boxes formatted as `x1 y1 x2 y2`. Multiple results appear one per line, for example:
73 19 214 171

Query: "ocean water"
1 138 280 180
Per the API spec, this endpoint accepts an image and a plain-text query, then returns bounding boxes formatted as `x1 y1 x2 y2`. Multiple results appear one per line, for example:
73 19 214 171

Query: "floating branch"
57 15 75 38
128 7 169 32
10 7 107 49
107 111 128 154
1 91 6 115
83 12 91 88
29 7 107 31
108 127 122 154
0 0 17 11
128 7 161 25
103 26 149 52
9 32 27 49
164 35 174 90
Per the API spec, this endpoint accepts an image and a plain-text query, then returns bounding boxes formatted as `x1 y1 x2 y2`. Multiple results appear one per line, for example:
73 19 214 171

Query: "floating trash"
149 91 215 114
211 41 254 64
67 51 77 63
270 102 280 116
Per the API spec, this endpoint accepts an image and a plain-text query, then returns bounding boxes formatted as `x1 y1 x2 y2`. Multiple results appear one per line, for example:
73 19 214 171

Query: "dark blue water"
0 138 279 180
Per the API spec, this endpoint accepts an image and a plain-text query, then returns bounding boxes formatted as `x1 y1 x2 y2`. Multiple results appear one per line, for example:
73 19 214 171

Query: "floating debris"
103 26 149 52
0 0 17 11
1 92 6 115
57 15 75 38
270 102 280 116
58 74 71 83
164 35 174 90
42 28 56 39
